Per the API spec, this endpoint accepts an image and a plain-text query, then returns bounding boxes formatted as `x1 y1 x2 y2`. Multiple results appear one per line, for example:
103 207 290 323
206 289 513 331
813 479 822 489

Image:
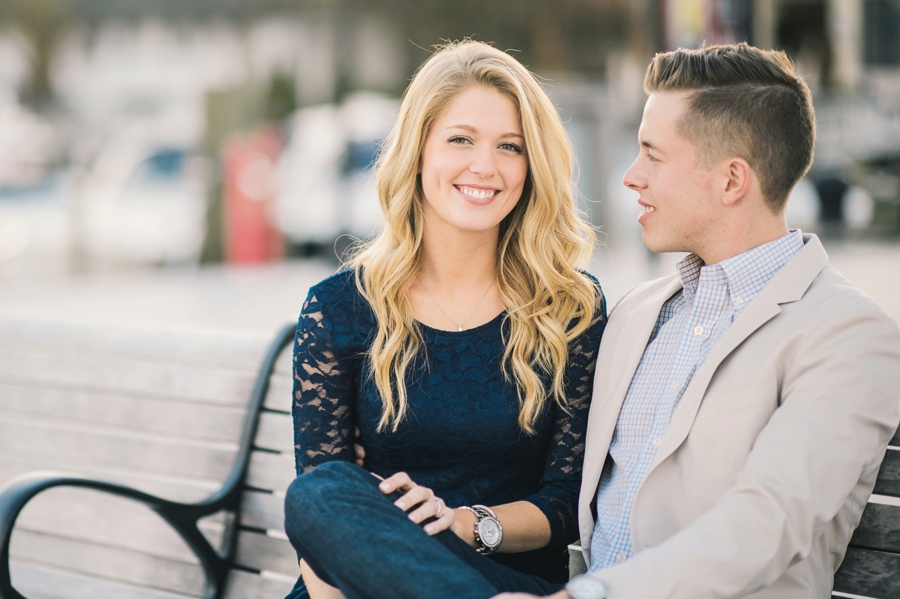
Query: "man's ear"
722 158 753 206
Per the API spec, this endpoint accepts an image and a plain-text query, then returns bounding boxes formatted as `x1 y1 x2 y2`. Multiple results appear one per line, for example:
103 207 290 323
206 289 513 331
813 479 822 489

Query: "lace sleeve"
524 283 608 551
292 290 357 475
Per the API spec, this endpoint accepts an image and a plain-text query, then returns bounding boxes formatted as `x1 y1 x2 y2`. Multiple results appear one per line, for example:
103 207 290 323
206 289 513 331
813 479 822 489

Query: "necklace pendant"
457 325 463 332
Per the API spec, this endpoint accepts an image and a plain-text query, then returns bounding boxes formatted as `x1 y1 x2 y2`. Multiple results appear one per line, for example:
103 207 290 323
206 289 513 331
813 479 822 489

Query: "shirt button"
652 438 662 447
670 380 680 391
693 325 704 336
734 296 744 305
616 552 626 563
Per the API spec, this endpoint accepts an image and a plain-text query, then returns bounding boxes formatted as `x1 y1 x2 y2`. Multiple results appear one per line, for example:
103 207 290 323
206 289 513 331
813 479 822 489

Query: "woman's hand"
377 472 454 535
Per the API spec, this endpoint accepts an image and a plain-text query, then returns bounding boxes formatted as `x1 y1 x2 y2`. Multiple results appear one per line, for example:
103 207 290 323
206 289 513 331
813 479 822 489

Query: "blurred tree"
0 0 69 109
264 72 298 122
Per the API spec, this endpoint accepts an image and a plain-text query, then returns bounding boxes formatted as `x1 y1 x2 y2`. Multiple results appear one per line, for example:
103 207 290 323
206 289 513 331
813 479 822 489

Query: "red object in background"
222 126 284 264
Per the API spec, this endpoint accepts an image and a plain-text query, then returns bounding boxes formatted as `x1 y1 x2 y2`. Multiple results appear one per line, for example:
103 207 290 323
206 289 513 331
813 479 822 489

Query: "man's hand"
492 591 571 599
353 426 365 467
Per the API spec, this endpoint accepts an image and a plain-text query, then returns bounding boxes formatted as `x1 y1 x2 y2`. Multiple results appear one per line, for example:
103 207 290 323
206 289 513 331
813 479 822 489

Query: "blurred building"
1 0 900 275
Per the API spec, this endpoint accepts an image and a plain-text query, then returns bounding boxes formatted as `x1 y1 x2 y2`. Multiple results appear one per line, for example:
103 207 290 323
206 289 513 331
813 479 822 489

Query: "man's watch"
565 575 609 599
460 504 503 554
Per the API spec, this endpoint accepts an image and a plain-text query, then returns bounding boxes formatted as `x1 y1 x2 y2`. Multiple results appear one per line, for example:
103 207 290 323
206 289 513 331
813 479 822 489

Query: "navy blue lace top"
292 269 606 582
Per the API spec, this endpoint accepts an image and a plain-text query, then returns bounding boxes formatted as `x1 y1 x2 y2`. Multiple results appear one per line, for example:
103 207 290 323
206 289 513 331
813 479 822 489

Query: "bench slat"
0 347 257 407
874 449 900 498
224 569 295 599
891 428 900 449
264 373 293 413
246 451 296 494
255 411 293 453
274 345 293 376
240 490 284 532
10 561 199 599
0 417 237 481
0 456 220 503
0 319 270 367
0 384 245 442
233 530 298 575
9 529 205 596
847 503 900 554
834 546 900 598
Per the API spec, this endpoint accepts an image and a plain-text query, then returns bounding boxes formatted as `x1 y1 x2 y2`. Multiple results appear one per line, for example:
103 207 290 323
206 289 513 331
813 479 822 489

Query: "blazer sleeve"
585 299 900 598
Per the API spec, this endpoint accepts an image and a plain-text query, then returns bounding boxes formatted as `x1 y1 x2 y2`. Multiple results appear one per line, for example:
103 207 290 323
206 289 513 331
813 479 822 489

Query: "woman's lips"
456 185 499 204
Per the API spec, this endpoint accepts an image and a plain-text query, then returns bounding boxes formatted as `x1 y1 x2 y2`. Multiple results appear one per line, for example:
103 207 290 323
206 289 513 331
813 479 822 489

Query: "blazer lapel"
582 277 683 513
648 234 830 470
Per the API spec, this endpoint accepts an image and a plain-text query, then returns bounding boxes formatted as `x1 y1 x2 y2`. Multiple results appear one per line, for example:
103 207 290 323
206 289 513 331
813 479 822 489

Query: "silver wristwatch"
461 504 503 554
565 575 609 599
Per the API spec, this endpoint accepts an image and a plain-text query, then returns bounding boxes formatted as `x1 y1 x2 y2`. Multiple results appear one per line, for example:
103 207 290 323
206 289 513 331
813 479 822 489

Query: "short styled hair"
644 43 816 213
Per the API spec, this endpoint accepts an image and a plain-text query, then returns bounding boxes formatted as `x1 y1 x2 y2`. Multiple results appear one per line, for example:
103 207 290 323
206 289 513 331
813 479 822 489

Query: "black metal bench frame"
0 323 296 599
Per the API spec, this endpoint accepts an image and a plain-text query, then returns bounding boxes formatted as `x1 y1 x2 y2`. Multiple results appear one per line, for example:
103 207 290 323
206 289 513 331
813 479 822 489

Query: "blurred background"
0 0 899 330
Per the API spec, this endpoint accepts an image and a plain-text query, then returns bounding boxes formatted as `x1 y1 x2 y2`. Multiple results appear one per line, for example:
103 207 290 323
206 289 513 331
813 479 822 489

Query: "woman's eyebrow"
445 124 524 140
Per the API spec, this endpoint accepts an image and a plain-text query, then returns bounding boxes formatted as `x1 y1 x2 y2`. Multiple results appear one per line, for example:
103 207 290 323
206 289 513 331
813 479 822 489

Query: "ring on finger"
432 497 443 517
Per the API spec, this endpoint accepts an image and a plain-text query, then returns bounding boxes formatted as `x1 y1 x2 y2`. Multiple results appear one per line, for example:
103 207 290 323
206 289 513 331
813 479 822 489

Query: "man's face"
623 91 721 258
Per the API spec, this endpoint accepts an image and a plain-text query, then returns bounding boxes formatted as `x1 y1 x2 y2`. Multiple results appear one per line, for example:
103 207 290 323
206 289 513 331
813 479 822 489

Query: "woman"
287 40 606 599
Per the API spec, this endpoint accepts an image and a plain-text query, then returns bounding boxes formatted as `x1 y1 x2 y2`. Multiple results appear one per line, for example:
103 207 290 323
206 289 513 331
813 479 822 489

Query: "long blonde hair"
351 40 597 433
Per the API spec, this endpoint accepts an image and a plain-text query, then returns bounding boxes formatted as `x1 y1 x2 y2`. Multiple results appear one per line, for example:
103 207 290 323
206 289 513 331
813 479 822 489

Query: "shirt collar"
676 230 805 309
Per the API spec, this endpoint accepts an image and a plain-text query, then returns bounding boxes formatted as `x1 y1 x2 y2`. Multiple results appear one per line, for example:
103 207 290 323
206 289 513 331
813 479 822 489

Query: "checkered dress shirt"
588 230 804 572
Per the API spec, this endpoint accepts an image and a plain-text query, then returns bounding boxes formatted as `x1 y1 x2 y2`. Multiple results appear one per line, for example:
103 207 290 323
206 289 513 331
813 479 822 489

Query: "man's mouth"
457 185 499 200
641 205 656 214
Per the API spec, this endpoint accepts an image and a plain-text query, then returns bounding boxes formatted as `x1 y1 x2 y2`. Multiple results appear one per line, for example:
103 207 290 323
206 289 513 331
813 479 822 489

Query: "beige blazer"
578 234 900 598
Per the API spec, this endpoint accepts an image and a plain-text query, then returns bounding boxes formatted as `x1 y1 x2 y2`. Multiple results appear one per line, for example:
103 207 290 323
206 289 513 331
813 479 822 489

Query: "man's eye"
647 153 660 162
499 142 523 153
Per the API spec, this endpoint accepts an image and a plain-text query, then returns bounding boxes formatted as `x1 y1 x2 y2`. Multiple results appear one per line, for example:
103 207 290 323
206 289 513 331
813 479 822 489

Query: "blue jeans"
283 461 565 599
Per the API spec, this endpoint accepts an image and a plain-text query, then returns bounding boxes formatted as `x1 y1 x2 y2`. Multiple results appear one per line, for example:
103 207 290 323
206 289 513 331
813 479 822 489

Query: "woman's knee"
284 462 371 531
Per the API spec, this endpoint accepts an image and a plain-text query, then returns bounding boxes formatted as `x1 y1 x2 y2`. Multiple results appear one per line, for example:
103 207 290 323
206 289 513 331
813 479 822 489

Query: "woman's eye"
448 136 471 145
499 142 523 153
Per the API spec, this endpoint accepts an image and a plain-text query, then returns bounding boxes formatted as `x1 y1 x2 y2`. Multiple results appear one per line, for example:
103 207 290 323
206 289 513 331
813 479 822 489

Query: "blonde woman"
285 40 606 599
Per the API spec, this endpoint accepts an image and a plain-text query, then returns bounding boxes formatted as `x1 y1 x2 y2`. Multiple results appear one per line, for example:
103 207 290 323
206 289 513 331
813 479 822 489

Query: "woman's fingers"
423 497 455 535
377 471 414 495
377 472 451 531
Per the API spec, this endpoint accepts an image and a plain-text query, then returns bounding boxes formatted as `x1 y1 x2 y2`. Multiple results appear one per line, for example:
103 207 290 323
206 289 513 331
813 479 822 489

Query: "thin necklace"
418 276 494 332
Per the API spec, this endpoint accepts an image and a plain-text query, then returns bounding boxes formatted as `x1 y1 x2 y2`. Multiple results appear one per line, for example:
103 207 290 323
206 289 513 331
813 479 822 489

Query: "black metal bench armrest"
0 472 227 599
0 321 297 599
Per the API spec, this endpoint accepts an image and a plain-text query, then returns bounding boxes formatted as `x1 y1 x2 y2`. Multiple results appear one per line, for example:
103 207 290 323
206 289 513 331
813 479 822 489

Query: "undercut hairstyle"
350 40 598 434
644 43 816 213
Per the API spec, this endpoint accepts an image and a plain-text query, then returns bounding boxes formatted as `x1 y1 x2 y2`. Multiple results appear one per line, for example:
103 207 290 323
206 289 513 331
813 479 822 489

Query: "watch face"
566 576 609 599
479 518 502 547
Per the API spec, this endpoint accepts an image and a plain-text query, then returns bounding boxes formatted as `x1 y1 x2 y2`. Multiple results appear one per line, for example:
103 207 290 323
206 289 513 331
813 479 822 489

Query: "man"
502 42 900 599
285 43 900 599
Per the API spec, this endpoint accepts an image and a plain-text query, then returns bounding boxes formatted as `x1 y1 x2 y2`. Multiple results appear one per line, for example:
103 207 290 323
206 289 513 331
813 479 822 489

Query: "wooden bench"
1 316 896 599
833 428 900 599
0 317 300 599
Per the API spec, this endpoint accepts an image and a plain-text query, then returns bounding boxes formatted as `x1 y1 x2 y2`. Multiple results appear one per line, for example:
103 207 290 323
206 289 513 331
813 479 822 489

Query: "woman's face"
419 86 528 240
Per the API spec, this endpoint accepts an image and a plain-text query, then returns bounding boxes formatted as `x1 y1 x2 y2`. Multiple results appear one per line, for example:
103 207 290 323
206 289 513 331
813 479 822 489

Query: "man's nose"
622 157 645 190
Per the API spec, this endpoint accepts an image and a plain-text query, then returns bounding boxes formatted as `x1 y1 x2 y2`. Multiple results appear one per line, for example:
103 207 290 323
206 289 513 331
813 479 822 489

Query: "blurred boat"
77 120 211 266
274 92 397 247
